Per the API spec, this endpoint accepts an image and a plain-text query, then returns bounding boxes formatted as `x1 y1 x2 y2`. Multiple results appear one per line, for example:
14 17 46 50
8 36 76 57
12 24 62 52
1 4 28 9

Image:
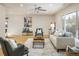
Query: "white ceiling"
0 3 70 15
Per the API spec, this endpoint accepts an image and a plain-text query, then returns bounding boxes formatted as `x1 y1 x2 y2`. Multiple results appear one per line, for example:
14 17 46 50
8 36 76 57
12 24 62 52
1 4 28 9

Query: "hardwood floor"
6 35 48 44
6 35 33 44
0 48 4 56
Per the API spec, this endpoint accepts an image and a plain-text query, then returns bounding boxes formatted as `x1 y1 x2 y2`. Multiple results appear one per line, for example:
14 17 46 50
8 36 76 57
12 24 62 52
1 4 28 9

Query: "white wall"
54 3 79 30
5 7 54 36
7 14 53 36
7 14 24 36
32 15 53 35
0 6 5 38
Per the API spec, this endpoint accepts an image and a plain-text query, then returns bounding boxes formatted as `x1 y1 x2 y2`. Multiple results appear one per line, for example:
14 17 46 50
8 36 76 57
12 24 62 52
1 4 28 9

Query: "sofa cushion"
54 31 73 37
64 32 73 37
8 39 17 50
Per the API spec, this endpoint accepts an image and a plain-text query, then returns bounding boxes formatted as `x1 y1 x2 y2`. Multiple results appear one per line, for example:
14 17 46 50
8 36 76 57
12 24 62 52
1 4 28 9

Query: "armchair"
66 45 79 56
35 28 43 37
0 37 29 56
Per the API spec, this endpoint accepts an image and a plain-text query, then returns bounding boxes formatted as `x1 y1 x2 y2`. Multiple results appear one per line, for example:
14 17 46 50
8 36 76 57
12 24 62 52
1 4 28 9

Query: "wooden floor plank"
0 48 4 56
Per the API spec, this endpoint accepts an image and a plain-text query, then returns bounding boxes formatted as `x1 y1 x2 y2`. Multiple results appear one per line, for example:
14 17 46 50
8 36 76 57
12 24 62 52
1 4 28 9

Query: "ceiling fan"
34 4 46 13
35 6 46 11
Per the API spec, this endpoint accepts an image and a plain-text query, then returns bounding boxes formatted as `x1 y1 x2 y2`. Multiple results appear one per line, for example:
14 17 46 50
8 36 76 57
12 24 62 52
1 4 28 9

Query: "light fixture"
49 4 53 7
5 21 8 25
50 23 55 28
20 4 23 7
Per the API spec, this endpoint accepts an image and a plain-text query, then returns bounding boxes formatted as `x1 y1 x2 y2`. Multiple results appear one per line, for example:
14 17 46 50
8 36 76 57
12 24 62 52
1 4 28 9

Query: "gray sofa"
49 32 75 52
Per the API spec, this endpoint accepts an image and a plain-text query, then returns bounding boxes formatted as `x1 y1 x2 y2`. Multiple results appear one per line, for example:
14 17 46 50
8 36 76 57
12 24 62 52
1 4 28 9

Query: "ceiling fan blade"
38 6 42 9
39 8 46 11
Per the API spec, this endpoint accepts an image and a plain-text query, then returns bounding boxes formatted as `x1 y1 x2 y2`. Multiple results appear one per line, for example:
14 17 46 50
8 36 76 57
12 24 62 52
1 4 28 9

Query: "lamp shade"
50 23 55 28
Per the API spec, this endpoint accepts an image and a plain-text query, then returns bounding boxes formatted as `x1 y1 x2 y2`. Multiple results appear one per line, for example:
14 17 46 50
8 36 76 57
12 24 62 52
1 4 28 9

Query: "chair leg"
32 42 34 48
57 49 59 52
27 53 28 56
43 42 44 48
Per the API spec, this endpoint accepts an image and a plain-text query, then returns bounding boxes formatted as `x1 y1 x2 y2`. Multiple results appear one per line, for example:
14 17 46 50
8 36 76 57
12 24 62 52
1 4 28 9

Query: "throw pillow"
65 32 73 37
8 39 17 50
58 32 64 36
37 30 41 34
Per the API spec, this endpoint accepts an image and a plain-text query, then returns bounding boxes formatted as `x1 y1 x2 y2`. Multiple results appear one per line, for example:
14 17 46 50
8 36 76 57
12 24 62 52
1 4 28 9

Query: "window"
62 12 77 37
77 11 79 39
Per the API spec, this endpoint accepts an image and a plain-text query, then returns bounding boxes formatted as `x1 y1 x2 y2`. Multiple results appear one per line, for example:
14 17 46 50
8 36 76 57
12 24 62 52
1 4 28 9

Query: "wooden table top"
34 36 44 39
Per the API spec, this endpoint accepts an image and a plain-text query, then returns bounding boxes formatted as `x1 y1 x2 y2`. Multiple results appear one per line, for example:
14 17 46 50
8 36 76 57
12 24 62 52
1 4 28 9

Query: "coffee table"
33 36 44 48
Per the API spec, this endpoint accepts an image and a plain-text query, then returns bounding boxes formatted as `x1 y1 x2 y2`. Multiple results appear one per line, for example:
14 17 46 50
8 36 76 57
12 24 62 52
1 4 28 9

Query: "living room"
0 3 79 56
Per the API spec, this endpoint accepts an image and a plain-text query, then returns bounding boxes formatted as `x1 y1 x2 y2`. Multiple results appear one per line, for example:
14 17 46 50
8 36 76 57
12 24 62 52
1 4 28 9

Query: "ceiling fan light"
20 4 23 7
49 4 53 7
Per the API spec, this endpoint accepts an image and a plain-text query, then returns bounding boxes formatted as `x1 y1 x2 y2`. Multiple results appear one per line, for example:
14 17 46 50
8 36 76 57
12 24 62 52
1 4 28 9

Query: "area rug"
24 38 66 56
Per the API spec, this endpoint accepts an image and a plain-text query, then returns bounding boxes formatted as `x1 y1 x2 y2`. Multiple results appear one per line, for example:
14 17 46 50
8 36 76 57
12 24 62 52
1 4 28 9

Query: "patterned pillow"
8 39 17 50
